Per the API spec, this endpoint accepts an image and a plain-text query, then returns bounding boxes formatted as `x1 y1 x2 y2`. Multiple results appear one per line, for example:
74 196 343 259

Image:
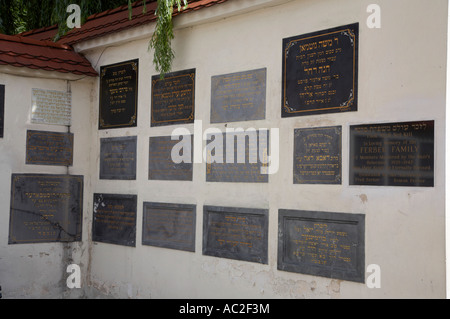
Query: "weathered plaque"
282 23 358 117
92 193 137 247
26 130 74 166
211 68 266 123
100 136 137 180
151 69 195 127
9 174 83 244
294 126 341 184
278 209 365 283
350 120 434 187
0 84 4 138
142 202 196 252
99 59 139 129
149 135 193 181
206 130 269 183
31 88 71 126
203 206 268 264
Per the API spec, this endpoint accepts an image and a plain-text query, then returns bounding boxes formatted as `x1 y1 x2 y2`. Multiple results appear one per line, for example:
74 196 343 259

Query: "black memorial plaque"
9 174 83 244
99 59 138 129
100 136 137 180
92 193 137 247
203 206 268 264
151 69 195 127
206 130 269 183
0 84 4 138
282 23 358 117
211 68 266 123
26 130 74 166
142 202 196 252
350 120 434 187
294 126 341 184
149 135 193 181
278 209 365 283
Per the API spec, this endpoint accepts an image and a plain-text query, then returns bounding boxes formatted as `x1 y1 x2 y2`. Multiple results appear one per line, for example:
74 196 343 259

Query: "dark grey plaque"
278 209 365 283
294 126 341 184
149 135 193 181
350 120 434 187
26 130 74 166
142 202 196 252
0 84 4 138
282 23 358 117
99 59 138 129
203 206 268 264
206 130 269 183
151 69 195 127
9 174 83 244
92 193 137 247
100 136 137 180
211 68 266 123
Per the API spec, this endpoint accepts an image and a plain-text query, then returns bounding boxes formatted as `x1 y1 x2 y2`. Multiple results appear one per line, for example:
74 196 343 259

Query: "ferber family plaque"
282 23 358 117
350 120 434 187
203 206 268 264
278 209 365 283
26 130 74 166
9 174 83 244
99 59 139 129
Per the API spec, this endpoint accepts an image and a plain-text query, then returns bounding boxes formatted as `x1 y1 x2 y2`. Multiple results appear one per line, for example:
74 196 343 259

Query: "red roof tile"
20 0 230 45
0 34 98 76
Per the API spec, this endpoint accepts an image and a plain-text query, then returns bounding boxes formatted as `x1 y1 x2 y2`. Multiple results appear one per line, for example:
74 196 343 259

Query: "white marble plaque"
31 89 72 126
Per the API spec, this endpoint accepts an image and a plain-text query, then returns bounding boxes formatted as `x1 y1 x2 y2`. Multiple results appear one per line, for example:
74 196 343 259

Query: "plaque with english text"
151 69 195 127
282 23 358 117
99 59 138 129
92 193 137 247
278 209 365 283
9 174 83 244
350 120 434 187
203 206 268 264
142 202 196 252
26 130 74 166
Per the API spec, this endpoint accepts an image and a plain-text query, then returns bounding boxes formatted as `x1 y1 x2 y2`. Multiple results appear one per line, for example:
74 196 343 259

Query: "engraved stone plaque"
282 23 358 117
294 126 341 184
350 120 434 187
26 130 74 166
206 130 269 183
203 206 268 264
31 88 72 126
92 193 137 247
142 202 196 252
99 59 139 129
278 209 365 283
9 174 83 244
211 68 266 123
151 69 195 127
149 135 193 181
0 84 4 138
100 136 137 180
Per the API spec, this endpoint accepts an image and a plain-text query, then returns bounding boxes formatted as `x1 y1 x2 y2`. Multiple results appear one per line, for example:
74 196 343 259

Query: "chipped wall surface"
0 0 448 299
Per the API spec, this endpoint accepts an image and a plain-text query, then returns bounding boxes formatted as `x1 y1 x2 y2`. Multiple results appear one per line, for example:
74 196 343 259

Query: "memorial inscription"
142 202 196 252
99 59 138 129
203 206 268 264
9 174 83 244
149 135 193 181
31 88 72 126
0 84 4 138
26 130 74 166
282 23 358 117
350 120 434 187
92 193 137 247
206 130 269 183
278 209 365 283
151 69 195 127
294 126 341 184
211 68 266 123
100 136 137 180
